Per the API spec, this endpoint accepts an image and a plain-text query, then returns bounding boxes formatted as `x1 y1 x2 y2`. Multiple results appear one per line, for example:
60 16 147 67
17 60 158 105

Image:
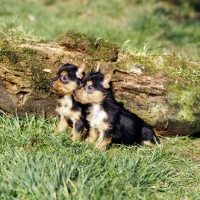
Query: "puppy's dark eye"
61 75 68 83
63 75 68 80
88 85 93 90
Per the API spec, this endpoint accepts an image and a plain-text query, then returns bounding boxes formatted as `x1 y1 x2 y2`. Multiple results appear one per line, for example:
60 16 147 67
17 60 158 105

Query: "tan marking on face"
88 91 105 104
51 79 78 95
61 71 68 76
86 80 93 86
74 87 89 104
74 87 105 104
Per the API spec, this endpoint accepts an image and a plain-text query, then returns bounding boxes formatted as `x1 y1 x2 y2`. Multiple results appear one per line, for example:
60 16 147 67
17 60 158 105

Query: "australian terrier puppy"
49 62 87 141
73 70 159 149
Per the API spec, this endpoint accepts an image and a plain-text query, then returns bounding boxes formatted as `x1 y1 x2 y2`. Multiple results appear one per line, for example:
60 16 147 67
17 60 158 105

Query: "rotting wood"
0 39 200 136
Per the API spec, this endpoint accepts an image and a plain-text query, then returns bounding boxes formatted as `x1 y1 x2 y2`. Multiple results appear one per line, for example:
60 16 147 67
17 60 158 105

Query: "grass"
0 0 200 60
0 114 200 199
0 0 200 199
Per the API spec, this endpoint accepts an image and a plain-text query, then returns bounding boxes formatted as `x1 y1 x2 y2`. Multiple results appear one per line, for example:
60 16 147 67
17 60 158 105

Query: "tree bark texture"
0 38 200 136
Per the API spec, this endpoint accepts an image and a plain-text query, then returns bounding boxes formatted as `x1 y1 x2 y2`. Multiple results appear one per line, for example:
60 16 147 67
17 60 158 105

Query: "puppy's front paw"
70 133 82 141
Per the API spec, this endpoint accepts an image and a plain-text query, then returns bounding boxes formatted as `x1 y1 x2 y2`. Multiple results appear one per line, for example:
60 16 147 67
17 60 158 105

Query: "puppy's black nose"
73 90 76 95
49 81 53 87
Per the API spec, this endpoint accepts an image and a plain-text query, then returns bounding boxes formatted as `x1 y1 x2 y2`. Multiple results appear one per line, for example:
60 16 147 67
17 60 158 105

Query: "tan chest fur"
56 95 81 122
87 104 110 131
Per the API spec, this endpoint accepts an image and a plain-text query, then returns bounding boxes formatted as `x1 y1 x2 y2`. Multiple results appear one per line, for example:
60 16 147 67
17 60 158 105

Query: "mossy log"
0 31 200 136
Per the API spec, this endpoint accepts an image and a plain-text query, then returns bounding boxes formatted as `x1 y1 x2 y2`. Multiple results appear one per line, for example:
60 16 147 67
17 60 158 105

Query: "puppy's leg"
86 127 98 143
95 131 112 150
56 115 68 132
70 119 84 141
95 137 112 150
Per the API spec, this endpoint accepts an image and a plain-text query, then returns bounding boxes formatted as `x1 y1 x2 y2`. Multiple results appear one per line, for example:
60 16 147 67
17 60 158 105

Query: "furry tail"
141 125 160 145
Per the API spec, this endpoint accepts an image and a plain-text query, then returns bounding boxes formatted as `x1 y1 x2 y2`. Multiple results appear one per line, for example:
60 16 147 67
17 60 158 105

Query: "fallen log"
0 31 200 136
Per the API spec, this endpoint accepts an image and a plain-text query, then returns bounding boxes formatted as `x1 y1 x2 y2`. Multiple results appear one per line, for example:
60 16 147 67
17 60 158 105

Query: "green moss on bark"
56 30 119 62
0 40 51 91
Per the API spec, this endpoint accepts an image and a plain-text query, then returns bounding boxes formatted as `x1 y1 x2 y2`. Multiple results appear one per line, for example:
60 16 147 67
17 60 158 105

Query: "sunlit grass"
0 1 200 198
0 114 199 199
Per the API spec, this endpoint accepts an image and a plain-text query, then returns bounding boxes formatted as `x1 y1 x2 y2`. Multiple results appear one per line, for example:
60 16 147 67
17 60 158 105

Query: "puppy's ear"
102 72 113 88
76 62 87 79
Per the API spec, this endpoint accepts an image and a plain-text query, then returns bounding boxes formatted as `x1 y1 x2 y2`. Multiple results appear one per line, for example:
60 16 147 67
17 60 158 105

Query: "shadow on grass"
189 131 200 138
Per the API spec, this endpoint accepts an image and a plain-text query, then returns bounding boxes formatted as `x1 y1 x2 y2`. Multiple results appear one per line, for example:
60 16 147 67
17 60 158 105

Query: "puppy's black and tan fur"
74 71 159 149
49 62 87 141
